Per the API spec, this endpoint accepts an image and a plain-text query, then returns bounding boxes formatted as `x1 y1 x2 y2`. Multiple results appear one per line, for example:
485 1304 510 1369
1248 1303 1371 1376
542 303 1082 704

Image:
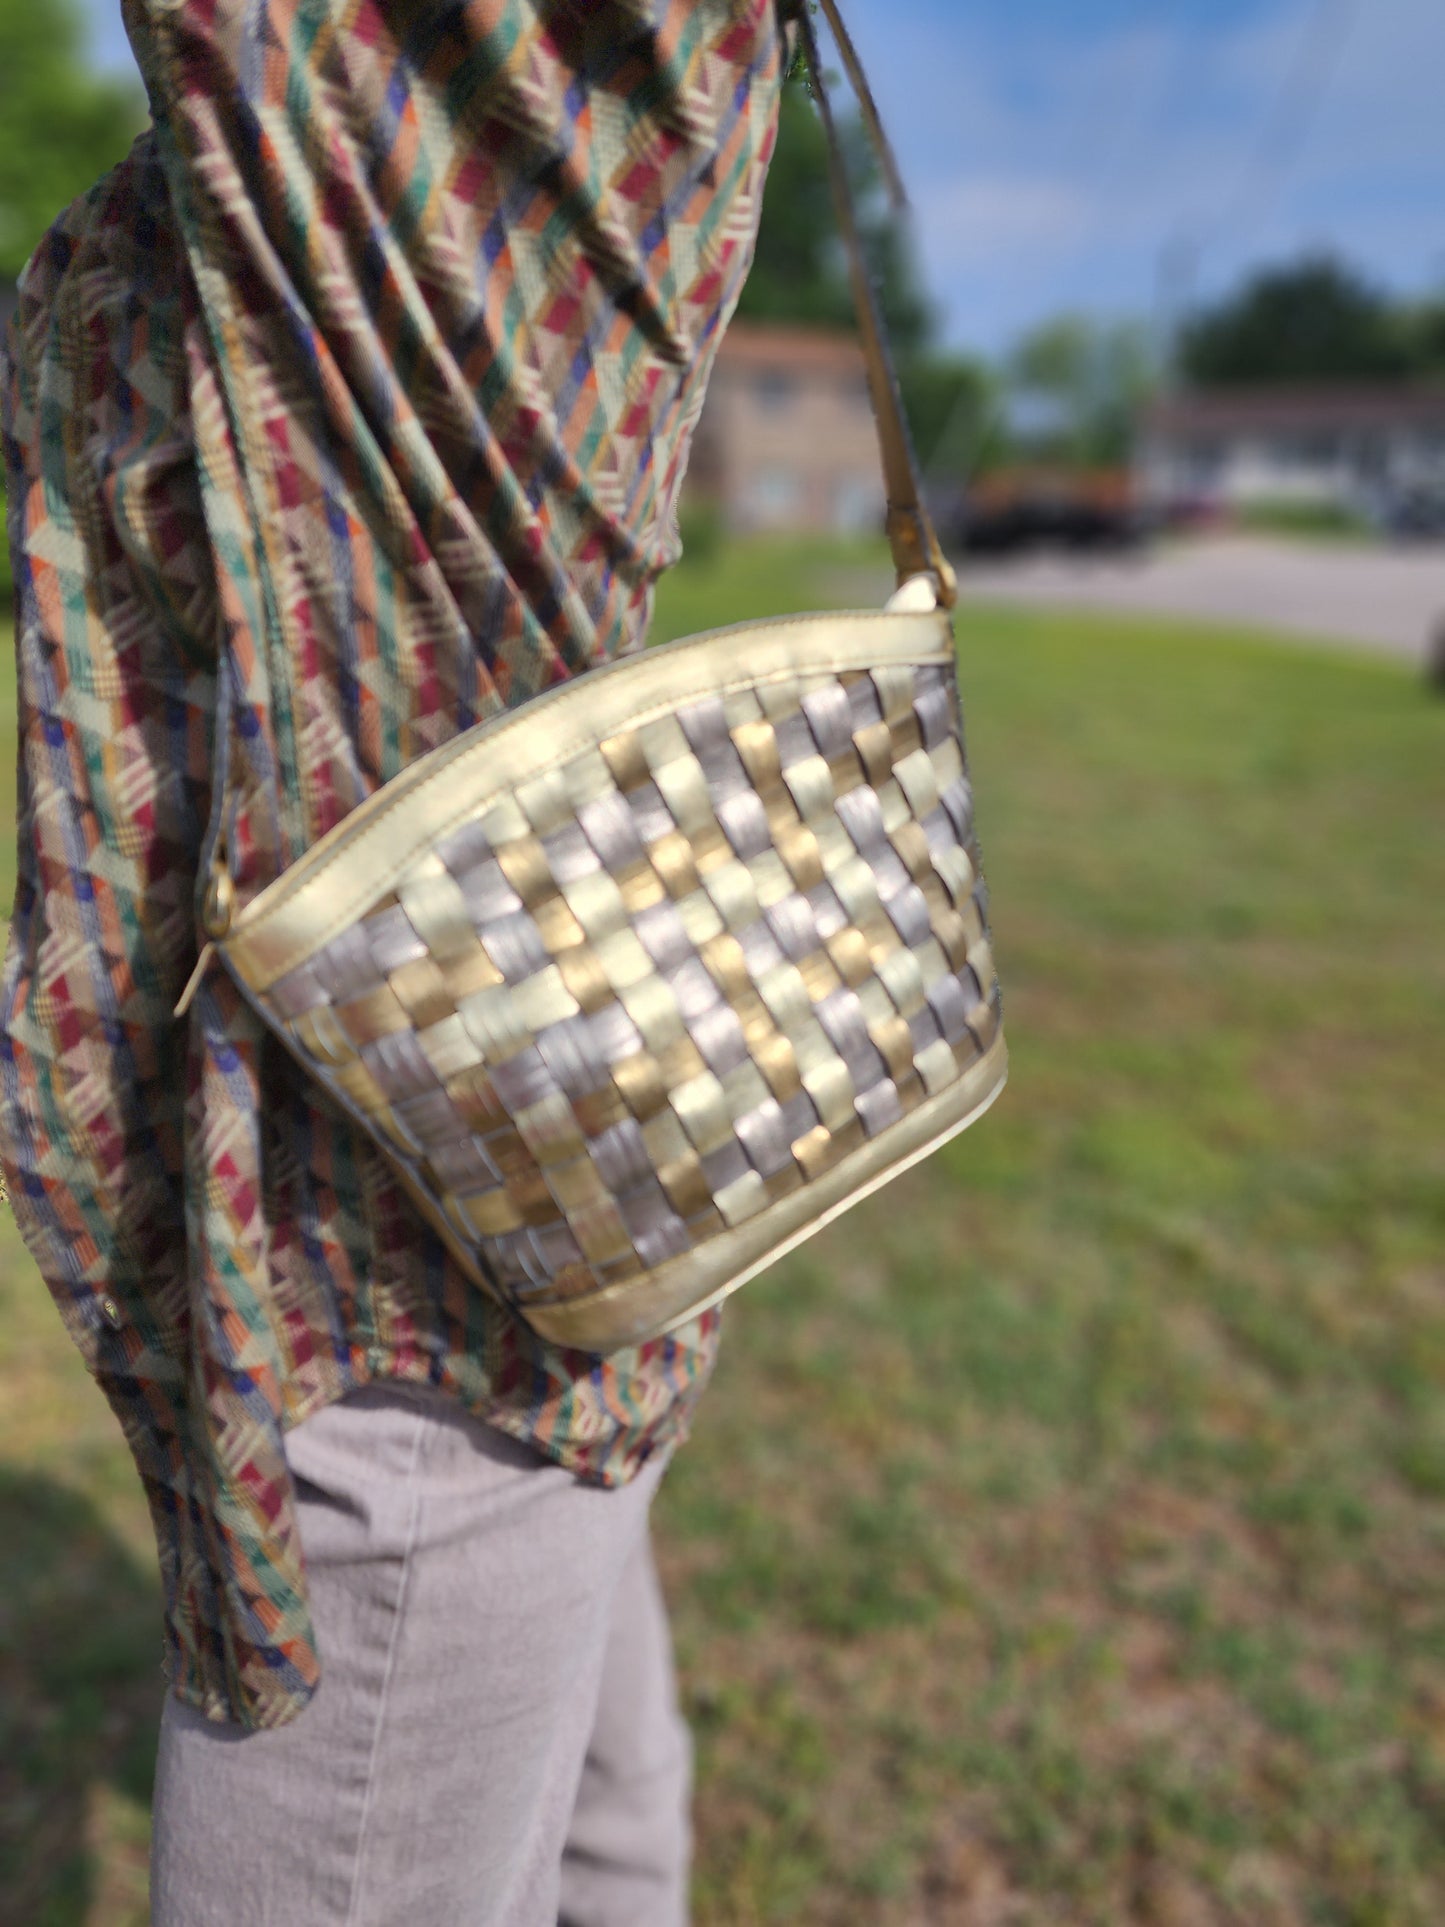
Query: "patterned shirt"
0 0 784 1731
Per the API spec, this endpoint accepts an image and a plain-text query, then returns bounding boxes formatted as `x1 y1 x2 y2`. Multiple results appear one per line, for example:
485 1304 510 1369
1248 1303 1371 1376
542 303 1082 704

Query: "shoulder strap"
798 0 958 609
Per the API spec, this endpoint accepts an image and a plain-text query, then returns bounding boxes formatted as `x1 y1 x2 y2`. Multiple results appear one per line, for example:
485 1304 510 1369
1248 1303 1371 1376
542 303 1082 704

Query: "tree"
738 78 853 335
738 59 974 485
1005 315 1156 466
1179 255 1412 388
0 0 145 283
737 68 935 360
899 352 996 479
1401 293 1445 379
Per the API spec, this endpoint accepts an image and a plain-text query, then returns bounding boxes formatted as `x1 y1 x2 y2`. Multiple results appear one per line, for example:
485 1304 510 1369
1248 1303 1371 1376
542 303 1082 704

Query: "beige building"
686 323 885 536
1138 385 1445 518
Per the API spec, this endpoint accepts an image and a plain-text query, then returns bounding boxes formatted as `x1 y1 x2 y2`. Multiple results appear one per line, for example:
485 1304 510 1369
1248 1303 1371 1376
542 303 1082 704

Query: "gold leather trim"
225 610 952 990
522 1032 1008 1350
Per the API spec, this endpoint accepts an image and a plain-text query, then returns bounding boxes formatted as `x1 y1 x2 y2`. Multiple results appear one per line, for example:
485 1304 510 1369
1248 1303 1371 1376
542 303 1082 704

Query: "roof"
1147 385 1445 437
713 322 867 376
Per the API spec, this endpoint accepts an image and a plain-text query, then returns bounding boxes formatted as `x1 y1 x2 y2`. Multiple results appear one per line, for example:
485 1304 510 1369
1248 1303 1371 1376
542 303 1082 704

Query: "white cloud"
920 178 1092 273
853 0 1445 353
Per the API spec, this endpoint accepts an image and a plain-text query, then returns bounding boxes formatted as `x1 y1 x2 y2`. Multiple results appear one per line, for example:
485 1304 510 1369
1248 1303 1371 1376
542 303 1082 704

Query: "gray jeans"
150 1384 691 1926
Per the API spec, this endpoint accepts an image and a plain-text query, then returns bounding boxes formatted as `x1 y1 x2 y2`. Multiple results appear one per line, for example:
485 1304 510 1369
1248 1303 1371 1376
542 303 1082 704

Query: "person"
0 2 796 1918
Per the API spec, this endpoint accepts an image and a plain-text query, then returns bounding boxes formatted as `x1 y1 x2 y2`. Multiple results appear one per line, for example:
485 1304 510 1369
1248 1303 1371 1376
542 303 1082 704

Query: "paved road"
954 535 1445 664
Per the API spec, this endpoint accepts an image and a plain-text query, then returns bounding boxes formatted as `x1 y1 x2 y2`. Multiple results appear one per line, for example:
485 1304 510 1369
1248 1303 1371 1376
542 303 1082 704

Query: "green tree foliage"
1179 255 1419 388
737 71 934 359
1006 314 1157 466
899 353 996 478
1401 294 1445 379
0 0 145 283
738 79 853 335
737 65 995 477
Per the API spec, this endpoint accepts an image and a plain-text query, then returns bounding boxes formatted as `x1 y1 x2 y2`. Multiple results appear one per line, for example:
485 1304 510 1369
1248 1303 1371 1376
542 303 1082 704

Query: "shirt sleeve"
0 156 218 1381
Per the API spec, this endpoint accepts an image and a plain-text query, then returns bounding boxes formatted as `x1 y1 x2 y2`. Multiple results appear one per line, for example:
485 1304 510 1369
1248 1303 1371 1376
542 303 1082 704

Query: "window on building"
1184 438 1223 485
833 477 883 534
754 369 801 411
744 468 804 527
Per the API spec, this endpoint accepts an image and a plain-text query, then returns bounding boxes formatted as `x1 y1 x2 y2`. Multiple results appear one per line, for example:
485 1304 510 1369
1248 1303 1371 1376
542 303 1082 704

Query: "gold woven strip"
215 614 1005 1352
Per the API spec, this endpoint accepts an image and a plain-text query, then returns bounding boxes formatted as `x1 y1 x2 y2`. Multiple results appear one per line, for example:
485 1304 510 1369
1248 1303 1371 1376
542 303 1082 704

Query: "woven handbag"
173 0 1007 1354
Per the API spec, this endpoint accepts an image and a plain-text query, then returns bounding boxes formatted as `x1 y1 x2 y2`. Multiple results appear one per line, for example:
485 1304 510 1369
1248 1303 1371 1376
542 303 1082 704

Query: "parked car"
1360 479 1445 541
951 467 1147 555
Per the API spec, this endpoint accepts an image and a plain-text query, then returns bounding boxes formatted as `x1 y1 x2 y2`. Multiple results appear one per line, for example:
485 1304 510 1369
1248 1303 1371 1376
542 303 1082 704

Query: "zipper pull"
201 854 236 940
173 941 218 1019
175 839 237 1020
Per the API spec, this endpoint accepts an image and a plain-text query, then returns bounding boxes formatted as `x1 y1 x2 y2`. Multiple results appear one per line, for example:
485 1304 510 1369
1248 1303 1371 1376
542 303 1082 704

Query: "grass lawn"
2 536 1444 1923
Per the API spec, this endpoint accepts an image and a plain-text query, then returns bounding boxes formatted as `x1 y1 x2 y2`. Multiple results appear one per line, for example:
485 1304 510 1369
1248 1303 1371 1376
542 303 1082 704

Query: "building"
1138 385 1445 519
685 323 884 536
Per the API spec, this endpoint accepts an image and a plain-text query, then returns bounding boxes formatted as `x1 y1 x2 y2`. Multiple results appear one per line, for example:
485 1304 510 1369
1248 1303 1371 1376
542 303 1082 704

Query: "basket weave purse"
174 0 1007 1353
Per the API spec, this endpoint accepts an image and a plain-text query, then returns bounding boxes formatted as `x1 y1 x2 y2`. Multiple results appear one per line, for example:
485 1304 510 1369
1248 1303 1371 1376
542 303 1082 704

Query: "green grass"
3 536 1444 1922
1230 498 1375 543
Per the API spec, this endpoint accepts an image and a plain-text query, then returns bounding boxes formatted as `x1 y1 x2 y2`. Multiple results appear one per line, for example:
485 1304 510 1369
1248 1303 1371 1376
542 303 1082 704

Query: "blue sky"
79 0 1444 356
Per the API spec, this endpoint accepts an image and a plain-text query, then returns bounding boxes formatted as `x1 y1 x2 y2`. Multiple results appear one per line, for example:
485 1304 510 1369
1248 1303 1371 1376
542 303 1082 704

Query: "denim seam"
343 1404 431 1925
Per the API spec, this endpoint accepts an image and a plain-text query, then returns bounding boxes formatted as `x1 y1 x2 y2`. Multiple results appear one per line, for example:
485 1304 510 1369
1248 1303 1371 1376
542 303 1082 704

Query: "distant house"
1138 386 1445 517
685 324 884 536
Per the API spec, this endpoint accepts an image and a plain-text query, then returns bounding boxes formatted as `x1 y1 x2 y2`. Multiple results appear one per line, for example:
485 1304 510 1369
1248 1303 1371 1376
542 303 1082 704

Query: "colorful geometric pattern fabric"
0 0 785 1731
